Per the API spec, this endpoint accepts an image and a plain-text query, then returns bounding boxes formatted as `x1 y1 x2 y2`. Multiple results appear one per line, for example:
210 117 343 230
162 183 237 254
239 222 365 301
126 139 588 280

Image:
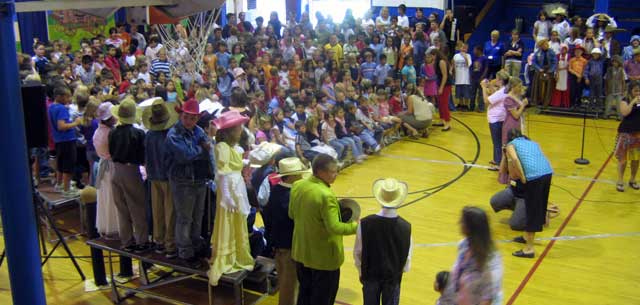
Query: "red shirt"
104 55 122 84
389 96 403 115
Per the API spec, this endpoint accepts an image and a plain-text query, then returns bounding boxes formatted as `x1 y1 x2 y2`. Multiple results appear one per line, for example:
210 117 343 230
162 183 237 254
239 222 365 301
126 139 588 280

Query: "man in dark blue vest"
354 178 412 305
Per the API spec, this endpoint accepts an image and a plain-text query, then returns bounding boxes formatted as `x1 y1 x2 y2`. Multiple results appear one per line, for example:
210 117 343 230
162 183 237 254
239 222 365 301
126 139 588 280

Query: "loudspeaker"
21 83 49 149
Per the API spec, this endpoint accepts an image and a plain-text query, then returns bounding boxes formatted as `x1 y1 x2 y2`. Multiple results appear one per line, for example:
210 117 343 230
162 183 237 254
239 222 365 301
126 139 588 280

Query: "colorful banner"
14 21 21 52
47 10 116 50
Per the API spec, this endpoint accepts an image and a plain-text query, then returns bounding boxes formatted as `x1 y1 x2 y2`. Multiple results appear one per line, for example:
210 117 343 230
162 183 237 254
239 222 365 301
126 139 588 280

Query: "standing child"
550 44 571 107
453 42 473 110
568 45 588 107
354 178 412 305
470 45 489 112
49 87 82 197
584 48 606 106
604 55 626 118
434 271 450 305
421 51 439 103
375 54 393 90
93 103 119 238
143 99 179 258
401 56 417 87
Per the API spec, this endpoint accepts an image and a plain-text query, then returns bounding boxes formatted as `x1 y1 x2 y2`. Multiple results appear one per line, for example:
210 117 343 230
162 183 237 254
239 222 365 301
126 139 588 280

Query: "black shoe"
154 245 166 254
512 250 535 258
134 243 152 254
121 244 136 252
184 257 202 269
513 236 526 244
165 251 178 259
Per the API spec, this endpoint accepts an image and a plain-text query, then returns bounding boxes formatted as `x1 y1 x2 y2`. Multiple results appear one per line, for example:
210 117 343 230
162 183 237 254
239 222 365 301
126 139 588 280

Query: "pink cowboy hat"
213 110 249 130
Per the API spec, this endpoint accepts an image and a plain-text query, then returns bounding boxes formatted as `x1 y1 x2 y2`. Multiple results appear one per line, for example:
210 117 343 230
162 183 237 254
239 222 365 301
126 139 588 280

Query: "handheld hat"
110 97 138 125
142 99 179 131
373 178 408 208
233 67 246 78
596 14 609 22
212 110 249 130
591 47 602 55
249 142 283 168
275 157 311 178
551 7 567 17
181 98 200 115
338 198 361 222
96 102 113 121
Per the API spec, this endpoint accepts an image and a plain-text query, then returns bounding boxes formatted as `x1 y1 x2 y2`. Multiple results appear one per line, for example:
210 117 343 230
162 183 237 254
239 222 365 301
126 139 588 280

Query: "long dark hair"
461 206 495 270
507 128 528 142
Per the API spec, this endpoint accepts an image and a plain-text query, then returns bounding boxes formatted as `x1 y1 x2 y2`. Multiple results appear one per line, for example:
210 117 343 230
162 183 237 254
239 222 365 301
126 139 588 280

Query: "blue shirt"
164 121 211 181
401 65 417 85
484 41 505 67
216 52 231 70
509 137 553 181
48 103 76 143
375 64 393 85
360 62 377 82
145 130 170 181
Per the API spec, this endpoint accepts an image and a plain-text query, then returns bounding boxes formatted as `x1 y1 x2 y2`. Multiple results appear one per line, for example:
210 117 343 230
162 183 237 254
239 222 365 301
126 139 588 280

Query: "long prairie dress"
208 142 254 285
93 123 120 238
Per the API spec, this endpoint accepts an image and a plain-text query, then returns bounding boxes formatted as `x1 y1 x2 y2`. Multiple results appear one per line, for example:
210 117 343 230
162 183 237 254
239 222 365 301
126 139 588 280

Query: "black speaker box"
21 83 49 149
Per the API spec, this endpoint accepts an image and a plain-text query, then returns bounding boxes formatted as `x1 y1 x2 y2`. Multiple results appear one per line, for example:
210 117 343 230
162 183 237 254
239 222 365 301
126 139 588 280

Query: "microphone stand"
574 97 590 165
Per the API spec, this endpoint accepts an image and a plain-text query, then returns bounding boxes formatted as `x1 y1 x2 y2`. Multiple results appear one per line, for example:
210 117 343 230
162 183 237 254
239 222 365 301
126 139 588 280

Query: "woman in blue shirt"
484 30 505 79
500 128 553 258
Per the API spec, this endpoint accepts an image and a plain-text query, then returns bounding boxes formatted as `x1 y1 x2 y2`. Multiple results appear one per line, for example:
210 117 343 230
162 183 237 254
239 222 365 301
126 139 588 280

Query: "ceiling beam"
14 0 178 13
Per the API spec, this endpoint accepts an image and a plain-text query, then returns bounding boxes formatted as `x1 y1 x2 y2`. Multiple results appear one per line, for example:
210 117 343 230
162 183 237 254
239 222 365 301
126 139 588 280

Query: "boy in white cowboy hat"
354 178 412 305
108 97 150 253
142 99 179 258
263 157 310 305
584 48 605 105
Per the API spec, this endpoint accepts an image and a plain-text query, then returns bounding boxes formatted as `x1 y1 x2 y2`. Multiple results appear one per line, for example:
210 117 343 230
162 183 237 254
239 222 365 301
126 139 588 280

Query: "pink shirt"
93 124 112 160
487 87 508 123
378 101 391 117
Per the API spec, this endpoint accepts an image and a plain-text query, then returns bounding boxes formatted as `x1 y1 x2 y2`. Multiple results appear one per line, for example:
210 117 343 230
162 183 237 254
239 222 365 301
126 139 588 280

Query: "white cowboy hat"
338 198 361 222
373 178 408 208
249 142 283 168
275 157 311 178
591 47 602 55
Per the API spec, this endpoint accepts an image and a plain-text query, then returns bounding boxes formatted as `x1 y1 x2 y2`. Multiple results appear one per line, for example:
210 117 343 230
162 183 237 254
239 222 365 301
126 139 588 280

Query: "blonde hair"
195 88 210 103
491 30 500 37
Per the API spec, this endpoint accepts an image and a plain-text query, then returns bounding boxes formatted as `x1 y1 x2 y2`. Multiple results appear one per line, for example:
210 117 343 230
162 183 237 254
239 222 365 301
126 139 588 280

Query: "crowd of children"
18 4 640 305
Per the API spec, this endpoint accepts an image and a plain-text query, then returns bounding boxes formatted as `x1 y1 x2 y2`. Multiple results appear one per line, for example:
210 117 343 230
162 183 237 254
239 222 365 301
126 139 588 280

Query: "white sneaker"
374 145 382 153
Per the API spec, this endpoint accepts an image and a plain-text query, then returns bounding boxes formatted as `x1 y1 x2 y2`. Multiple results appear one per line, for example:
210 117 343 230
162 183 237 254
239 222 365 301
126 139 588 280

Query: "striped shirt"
150 59 171 77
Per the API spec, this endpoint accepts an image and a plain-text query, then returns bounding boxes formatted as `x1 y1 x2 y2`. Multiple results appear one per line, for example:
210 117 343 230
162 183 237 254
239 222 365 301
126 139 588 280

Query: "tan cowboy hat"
551 7 567 17
604 25 625 33
111 97 138 125
275 157 311 178
249 142 283 168
373 178 408 208
596 13 609 22
142 99 179 131
338 198 361 222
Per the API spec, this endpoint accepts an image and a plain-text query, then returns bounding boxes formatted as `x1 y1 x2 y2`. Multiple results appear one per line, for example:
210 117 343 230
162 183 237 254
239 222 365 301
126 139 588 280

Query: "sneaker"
54 184 64 193
374 145 382 153
165 251 178 259
134 243 152 254
184 257 202 269
62 189 79 198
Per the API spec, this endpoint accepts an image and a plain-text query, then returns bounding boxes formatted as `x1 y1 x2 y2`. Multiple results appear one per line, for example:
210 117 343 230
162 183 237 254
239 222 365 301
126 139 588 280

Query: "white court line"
380 153 617 185
344 231 640 251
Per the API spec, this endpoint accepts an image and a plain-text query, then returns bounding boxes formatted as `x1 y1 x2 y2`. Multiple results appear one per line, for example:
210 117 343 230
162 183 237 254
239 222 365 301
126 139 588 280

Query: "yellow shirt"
324 43 344 65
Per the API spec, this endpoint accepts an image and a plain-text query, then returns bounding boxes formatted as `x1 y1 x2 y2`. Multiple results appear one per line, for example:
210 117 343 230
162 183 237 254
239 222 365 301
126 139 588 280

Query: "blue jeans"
329 139 346 159
362 279 401 305
359 129 378 149
170 179 207 259
489 121 504 164
338 137 363 157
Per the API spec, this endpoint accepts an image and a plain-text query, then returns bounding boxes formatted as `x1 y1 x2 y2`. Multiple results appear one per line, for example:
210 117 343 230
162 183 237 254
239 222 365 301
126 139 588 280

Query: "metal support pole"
0 0 47 304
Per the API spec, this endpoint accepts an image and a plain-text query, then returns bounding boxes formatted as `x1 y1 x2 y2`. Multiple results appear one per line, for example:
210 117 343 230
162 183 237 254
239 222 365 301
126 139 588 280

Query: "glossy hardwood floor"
1 110 639 305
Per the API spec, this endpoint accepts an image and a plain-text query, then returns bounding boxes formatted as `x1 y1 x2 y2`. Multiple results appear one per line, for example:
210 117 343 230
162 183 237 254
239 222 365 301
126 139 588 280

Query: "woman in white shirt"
375 7 391 30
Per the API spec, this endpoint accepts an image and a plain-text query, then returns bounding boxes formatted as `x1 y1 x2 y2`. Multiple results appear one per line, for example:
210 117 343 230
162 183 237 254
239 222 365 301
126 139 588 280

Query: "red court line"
505 153 614 305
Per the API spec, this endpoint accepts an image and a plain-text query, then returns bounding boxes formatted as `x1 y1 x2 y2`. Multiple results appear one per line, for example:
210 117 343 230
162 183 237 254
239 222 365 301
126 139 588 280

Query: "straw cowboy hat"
604 25 625 33
338 198 361 222
551 7 567 17
596 13 610 22
591 47 602 55
249 142 283 168
275 157 311 178
373 178 408 208
142 99 179 131
212 110 249 130
111 97 138 125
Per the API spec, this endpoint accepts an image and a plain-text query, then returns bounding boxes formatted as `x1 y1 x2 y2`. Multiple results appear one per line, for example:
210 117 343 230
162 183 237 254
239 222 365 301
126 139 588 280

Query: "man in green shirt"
288 154 358 305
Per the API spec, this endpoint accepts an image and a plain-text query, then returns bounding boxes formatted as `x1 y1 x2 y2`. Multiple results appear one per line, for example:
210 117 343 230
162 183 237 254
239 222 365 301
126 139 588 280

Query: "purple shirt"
624 59 640 79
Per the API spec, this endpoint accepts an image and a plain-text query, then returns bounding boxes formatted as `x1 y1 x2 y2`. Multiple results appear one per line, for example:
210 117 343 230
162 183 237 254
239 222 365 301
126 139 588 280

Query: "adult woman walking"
614 81 640 192
440 207 503 305
501 129 553 258
401 83 435 138
432 49 452 131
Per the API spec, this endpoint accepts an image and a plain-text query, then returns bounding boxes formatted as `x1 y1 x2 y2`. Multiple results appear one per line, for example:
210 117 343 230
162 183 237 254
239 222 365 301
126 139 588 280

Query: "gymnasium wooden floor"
1 110 639 305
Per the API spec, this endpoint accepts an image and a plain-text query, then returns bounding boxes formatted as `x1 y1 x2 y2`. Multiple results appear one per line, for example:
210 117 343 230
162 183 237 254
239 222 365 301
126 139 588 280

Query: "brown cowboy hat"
142 99 179 131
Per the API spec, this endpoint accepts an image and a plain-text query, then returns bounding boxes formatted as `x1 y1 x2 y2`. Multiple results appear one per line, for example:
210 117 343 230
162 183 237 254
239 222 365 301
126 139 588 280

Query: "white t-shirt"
145 43 164 62
397 15 410 28
361 18 375 29
453 53 472 85
533 20 551 41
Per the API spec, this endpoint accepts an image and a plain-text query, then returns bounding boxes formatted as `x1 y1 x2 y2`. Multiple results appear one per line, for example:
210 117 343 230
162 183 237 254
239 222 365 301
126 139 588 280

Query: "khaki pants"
275 248 297 305
505 60 522 78
111 163 147 247
151 180 175 252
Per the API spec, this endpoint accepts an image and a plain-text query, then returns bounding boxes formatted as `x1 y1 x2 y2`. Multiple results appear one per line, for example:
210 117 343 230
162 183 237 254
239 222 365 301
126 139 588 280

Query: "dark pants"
295 262 340 305
488 65 501 79
489 122 504 164
363 279 401 305
470 80 483 111
490 187 526 231
170 179 207 259
568 73 583 107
